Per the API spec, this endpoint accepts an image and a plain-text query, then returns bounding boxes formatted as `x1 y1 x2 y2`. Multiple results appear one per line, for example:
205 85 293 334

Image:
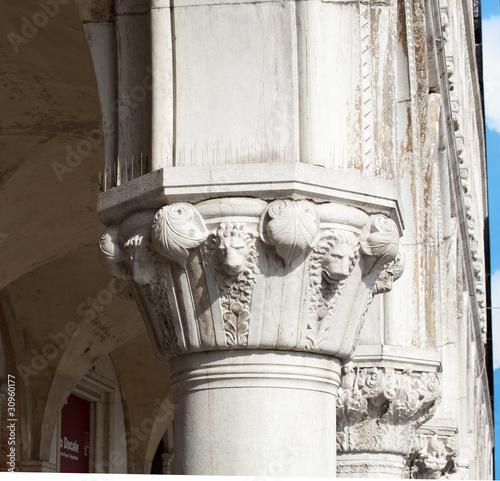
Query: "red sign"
60 394 91 473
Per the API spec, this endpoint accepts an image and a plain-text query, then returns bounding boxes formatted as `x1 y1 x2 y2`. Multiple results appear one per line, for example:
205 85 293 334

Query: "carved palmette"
260 199 319 266
152 203 208 267
99 225 128 280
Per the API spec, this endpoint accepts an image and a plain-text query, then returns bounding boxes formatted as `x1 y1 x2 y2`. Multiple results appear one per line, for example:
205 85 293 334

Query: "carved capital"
409 433 459 479
336 364 441 455
99 198 403 362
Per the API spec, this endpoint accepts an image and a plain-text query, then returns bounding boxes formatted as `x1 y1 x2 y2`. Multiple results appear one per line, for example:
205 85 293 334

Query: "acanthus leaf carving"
223 303 250 347
152 203 208 268
99 225 129 280
100 198 403 358
337 364 441 455
124 234 157 286
260 199 319 266
142 271 180 354
360 215 400 274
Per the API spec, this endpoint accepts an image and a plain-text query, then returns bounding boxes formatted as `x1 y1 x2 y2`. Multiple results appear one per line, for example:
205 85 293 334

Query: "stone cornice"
97 163 404 230
352 345 442 372
433 0 488 348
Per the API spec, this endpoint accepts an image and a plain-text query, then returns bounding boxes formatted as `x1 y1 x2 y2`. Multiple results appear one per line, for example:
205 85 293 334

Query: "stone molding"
20 460 57 473
336 452 407 478
99 197 402 362
96 163 403 229
336 364 441 455
337 462 405 477
352 345 442 372
170 349 342 395
440 3 487 343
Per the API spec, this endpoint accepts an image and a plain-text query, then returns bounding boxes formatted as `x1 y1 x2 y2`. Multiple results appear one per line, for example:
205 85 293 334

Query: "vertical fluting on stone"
295 0 324 166
151 0 174 170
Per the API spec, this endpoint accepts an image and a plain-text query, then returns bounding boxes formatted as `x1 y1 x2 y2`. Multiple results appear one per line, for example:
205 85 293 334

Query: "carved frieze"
99 198 403 361
336 363 441 455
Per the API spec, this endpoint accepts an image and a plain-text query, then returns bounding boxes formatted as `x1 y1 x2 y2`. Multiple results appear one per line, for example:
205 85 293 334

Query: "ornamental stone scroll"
98 197 403 362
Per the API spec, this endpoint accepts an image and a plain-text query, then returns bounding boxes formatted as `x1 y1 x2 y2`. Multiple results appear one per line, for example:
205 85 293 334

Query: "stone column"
99 198 402 475
171 350 340 475
82 0 407 475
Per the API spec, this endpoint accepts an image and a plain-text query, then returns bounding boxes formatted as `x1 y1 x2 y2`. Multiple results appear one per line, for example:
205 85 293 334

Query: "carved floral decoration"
360 214 400 274
99 225 128 280
124 233 180 352
98 226 134 299
337 363 441 455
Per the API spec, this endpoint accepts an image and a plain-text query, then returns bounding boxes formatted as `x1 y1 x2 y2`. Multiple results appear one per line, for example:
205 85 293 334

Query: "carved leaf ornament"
337 365 441 455
261 199 319 265
98 225 128 280
360 215 399 273
152 203 208 267
223 303 250 347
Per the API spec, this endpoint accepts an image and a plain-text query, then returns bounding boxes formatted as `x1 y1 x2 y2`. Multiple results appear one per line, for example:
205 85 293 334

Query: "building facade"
0 0 494 477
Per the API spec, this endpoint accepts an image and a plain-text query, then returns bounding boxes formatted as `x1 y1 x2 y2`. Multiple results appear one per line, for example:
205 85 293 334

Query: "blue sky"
482 0 500 474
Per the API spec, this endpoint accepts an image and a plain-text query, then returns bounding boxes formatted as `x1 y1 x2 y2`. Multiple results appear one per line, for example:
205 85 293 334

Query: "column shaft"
171 350 341 476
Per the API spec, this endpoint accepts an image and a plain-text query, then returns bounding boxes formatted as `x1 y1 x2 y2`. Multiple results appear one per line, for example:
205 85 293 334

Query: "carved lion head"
214 223 256 276
319 230 359 284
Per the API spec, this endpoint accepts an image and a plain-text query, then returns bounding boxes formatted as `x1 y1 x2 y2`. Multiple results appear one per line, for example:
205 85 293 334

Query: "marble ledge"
169 0 387 7
97 162 404 231
352 344 442 372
